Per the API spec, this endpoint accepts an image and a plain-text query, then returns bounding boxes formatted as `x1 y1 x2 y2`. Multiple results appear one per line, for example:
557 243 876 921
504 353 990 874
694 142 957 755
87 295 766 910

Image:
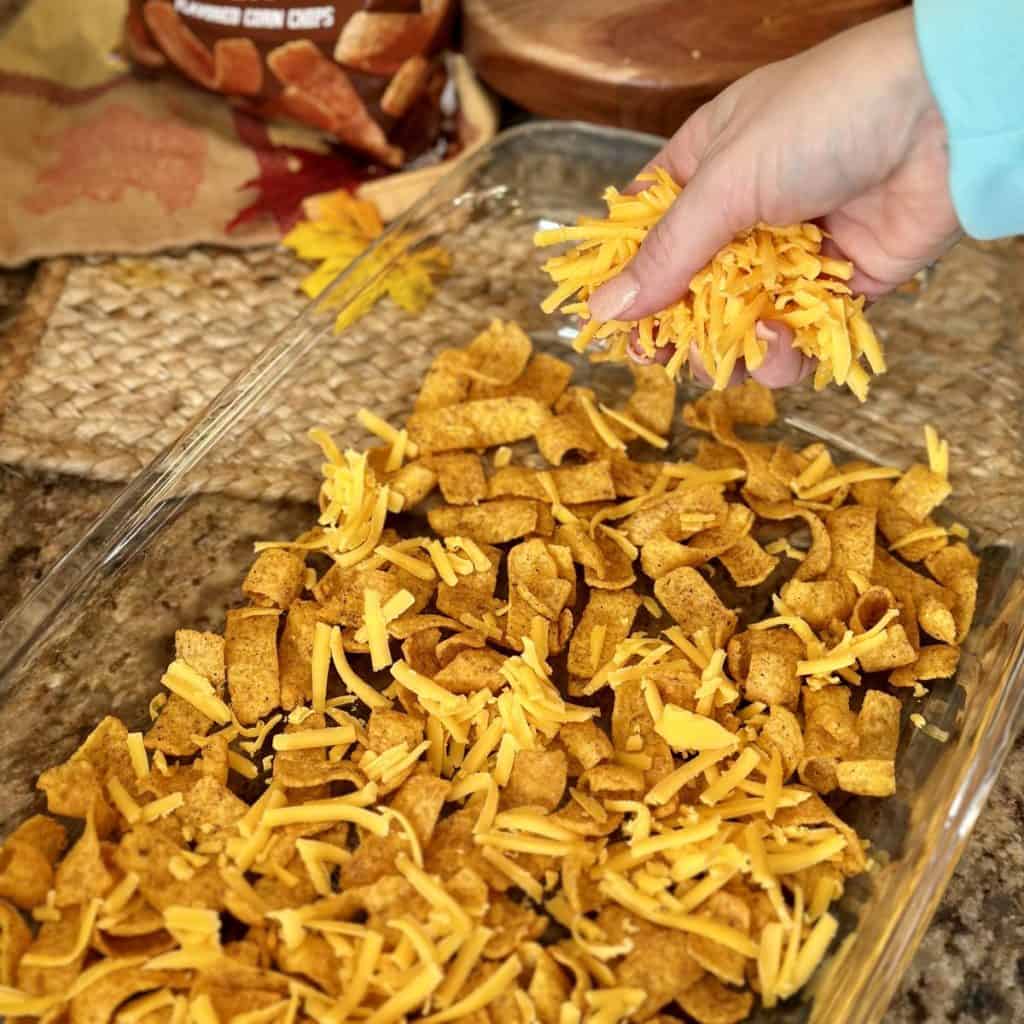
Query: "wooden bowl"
464 0 907 137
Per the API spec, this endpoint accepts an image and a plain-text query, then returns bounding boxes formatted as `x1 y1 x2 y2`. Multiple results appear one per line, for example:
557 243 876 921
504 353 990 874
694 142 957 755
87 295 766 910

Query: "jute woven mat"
0 222 545 502
0 233 1020 538
0 249 312 489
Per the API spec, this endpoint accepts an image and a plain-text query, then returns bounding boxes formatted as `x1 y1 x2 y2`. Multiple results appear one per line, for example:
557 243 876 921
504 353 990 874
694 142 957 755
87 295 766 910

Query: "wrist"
866 7 947 173
897 7 942 128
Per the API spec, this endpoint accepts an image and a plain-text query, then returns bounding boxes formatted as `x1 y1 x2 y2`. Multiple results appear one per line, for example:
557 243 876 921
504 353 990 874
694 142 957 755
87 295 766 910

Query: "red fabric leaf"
227 111 377 234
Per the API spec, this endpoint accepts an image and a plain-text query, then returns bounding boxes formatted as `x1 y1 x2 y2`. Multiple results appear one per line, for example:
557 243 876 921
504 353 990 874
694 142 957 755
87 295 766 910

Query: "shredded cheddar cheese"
578 392 627 451
21 898 101 967
106 778 142 824
262 801 389 834
374 544 436 581
599 404 669 450
420 955 521 1023
357 409 420 459
141 792 184 822
925 424 950 478
10 316 980 1024
889 525 949 551
329 628 391 710
480 847 544 902
535 168 886 398
273 726 356 752
161 661 232 725
796 465 902 501
656 705 740 752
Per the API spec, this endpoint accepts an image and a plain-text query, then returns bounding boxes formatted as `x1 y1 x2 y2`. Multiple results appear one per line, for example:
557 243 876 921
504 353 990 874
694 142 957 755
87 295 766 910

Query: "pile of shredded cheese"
535 168 887 400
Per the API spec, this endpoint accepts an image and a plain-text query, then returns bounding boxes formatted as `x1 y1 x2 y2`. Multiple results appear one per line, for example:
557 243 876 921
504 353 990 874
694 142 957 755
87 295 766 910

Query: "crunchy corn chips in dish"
0 320 977 1024
534 169 887 401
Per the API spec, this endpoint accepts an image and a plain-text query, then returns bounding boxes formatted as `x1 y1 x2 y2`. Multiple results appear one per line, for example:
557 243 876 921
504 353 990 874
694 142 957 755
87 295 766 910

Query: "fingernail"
688 343 712 387
755 321 781 344
626 334 656 365
589 273 639 322
751 331 803 388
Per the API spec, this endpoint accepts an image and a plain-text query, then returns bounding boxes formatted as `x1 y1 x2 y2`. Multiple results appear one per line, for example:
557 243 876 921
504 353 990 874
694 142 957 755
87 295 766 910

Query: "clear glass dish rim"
0 120 1021 1024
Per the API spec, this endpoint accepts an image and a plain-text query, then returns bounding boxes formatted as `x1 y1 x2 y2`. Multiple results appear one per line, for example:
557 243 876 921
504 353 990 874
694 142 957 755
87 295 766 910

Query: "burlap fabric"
0 0 494 266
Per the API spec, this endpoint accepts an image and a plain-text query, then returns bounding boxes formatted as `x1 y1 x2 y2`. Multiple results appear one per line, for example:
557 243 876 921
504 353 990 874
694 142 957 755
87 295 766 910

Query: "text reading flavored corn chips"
534 169 887 401
0 320 976 1024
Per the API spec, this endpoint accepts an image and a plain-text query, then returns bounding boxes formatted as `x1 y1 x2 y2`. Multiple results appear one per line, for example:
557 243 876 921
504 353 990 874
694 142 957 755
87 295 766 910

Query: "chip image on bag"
123 0 455 166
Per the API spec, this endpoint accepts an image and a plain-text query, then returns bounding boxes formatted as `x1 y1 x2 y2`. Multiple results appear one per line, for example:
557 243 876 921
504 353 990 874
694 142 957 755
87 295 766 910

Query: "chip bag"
123 0 455 167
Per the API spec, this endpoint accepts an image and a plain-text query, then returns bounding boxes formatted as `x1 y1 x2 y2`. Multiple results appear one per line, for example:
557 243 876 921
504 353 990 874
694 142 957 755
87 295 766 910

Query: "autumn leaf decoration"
227 144 369 234
283 191 450 332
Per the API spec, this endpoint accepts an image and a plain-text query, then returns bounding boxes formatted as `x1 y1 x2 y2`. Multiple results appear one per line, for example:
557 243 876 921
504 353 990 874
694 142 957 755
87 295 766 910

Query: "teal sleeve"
914 0 1024 239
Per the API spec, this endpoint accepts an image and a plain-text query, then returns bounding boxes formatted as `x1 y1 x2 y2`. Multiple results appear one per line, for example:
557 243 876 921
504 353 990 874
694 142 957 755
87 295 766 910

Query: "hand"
589 8 961 388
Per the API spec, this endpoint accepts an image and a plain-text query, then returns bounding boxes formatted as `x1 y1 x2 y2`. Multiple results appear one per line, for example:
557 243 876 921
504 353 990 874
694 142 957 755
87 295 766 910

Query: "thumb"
588 156 755 322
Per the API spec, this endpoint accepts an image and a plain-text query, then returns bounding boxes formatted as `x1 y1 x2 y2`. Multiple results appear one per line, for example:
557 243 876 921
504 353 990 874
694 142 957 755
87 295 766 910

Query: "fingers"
590 104 739 322
749 321 817 388
589 155 754 322
626 329 674 366
628 320 815 393
623 103 715 195
817 231 901 300
819 207 962 300
688 343 746 389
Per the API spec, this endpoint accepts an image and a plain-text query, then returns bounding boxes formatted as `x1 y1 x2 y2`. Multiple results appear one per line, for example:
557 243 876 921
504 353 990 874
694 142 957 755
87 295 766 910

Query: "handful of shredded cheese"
534 168 886 400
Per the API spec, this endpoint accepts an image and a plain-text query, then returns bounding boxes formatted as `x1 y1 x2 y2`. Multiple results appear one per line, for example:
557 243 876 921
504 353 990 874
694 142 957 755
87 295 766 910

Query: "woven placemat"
0 248 313 488
0 229 1020 537
0 220 546 502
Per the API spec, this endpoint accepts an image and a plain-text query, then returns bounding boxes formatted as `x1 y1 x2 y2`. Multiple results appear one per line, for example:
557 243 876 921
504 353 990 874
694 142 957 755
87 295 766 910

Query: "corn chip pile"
535 170 887 400
0 321 977 1024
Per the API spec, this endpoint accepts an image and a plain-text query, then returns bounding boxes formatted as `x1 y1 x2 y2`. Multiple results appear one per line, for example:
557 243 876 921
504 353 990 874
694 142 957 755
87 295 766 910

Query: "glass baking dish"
0 122 1021 1024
